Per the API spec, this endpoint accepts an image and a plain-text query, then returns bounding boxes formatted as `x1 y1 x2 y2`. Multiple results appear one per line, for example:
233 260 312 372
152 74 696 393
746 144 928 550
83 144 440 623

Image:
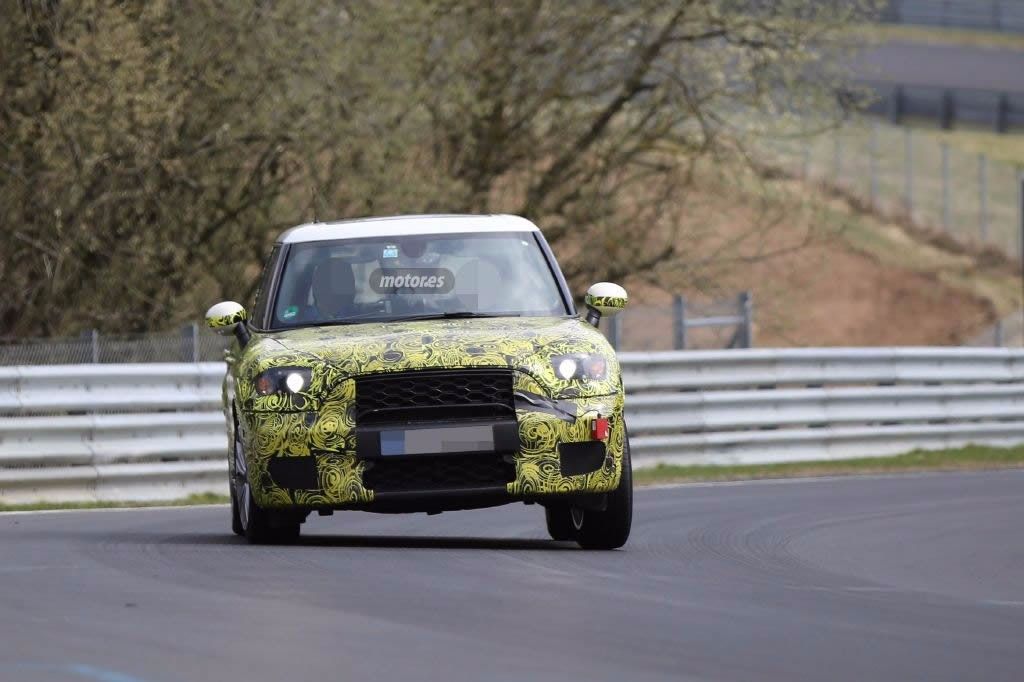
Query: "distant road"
852 39 1024 92
2 470 1023 681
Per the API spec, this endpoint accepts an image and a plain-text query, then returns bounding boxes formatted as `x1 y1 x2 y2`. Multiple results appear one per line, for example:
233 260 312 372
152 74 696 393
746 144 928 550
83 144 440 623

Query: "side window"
251 245 282 329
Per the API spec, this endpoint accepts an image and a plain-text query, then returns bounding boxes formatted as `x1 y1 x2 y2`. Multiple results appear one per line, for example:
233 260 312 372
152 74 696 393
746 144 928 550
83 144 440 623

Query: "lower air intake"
363 453 515 493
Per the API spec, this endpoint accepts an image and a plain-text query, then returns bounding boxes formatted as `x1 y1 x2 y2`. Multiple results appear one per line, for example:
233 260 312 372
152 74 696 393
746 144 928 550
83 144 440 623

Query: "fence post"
672 295 687 350
996 93 1009 134
904 127 914 220
90 329 100 363
1018 169 1024 337
888 0 901 22
941 142 951 231
832 129 842 184
740 292 754 348
979 153 989 242
182 323 200 362
869 120 879 207
941 90 955 130
608 315 621 351
889 86 904 125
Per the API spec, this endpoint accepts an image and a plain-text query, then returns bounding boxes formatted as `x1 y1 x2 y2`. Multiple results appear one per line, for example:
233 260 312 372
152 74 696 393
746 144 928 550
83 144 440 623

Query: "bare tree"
0 0 873 336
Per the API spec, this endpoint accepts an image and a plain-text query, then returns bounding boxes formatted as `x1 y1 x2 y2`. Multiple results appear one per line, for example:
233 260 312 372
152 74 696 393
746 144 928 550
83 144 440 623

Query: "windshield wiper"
397 311 522 321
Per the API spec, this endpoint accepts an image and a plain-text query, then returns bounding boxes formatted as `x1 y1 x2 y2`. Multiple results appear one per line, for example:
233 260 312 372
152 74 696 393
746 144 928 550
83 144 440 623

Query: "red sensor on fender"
591 415 610 441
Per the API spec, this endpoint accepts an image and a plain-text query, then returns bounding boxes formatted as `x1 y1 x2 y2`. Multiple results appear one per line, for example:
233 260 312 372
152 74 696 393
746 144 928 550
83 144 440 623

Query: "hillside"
617 166 1020 348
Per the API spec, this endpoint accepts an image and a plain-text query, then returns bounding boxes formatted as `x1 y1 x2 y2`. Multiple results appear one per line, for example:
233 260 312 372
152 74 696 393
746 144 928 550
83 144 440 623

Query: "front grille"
363 453 516 493
356 368 514 424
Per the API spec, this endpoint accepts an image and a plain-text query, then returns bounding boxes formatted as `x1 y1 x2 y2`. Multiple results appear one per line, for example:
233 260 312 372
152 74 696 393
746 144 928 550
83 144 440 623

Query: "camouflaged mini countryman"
206 215 631 548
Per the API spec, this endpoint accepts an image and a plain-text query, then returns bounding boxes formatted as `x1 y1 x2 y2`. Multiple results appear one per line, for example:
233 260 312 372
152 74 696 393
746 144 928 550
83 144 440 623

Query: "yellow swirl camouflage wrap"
510 374 624 495
584 294 628 314
208 309 248 329
228 316 625 508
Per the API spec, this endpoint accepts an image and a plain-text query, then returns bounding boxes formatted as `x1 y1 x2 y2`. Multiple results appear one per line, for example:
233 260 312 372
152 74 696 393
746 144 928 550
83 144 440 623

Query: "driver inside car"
285 257 361 324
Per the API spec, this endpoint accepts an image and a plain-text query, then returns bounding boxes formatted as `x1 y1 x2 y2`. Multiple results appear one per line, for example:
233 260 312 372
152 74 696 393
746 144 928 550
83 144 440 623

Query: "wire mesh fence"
602 293 753 352
881 0 1024 32
0 325 231 365
1 295 754 364
763 118 1023 261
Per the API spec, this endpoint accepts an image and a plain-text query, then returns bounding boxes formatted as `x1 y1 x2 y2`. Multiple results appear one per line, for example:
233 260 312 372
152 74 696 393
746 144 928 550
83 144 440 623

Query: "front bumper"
236 374 625 510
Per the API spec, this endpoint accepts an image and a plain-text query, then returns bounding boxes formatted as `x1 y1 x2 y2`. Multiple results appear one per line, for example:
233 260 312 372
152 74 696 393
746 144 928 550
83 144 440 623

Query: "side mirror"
205 301 250 347
584 282 628 328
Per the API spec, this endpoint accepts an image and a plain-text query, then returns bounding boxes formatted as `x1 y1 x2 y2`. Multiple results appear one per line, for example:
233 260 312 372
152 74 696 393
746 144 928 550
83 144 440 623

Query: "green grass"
917 123 1024 168
0 492 229 513
763 117 1023 256
634 444 1024 485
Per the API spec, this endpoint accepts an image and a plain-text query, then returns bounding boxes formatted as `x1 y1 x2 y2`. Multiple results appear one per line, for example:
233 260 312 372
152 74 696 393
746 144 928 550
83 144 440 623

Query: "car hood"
243 316 620 399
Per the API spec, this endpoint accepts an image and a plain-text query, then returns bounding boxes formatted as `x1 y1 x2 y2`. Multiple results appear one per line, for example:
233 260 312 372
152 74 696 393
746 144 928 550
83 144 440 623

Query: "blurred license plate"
379 425 495 456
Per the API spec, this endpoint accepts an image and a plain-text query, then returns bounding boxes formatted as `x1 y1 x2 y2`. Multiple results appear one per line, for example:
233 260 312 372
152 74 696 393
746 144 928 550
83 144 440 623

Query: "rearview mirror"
205 301 250 346
584 282 628 328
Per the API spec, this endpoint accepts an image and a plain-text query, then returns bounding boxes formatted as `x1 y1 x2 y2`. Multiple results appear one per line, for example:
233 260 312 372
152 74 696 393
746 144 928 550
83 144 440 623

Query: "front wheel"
544 434 633 550
232 414 301 545
573 436 633 550
544 504 575 541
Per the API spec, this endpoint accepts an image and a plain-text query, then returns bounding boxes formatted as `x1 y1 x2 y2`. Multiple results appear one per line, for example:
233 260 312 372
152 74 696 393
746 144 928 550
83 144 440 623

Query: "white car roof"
277 214 540 244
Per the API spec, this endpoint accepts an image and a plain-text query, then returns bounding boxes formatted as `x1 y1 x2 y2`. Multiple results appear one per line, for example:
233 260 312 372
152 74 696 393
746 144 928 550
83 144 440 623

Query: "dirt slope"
619 173 1018 349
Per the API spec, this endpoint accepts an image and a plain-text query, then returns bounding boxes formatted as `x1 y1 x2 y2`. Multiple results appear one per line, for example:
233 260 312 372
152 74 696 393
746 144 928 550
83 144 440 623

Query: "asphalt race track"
1 470 1022 682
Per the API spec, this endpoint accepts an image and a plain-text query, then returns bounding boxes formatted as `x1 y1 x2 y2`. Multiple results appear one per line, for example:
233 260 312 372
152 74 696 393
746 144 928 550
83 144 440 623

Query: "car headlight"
551 353 608 381
254 367 313 396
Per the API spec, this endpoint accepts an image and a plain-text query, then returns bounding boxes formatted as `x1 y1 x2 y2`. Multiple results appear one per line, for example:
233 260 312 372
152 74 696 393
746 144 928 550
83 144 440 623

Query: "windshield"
269 231 568 328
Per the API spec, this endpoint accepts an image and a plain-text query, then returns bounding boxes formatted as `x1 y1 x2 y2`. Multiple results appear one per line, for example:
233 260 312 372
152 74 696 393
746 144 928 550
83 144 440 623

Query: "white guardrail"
3 348 1024 503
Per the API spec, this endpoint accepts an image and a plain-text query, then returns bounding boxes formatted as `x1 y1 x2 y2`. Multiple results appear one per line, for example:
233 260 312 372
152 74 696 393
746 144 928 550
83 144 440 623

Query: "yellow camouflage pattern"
207 308 248 329
584 294 628 314
229 316 624 508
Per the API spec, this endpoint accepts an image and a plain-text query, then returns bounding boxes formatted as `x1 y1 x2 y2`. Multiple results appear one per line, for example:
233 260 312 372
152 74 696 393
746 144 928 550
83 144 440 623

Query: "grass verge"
0 492 229 513
858 23 1024 52
634 445 1024 485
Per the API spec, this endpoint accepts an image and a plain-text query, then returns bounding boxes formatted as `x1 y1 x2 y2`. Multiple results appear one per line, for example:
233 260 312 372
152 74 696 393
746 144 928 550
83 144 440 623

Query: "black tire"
573 437 633 550
230 489 244 537
243 497 301 545
232 411 300 545
544 504 575 541
229 413 245 537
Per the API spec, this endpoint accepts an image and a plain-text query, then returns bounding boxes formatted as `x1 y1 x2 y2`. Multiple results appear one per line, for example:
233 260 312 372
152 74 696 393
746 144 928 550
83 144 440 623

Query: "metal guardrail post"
672 296 687 351
91 329 100 364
